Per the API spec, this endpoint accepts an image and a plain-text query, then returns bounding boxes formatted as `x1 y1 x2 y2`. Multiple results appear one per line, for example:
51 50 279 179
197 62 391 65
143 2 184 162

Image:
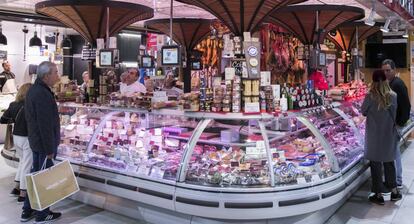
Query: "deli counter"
2 100 414 223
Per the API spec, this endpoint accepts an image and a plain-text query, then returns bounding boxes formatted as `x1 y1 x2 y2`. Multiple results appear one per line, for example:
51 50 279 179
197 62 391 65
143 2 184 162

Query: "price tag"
256 141 265 149
150 167 165 179
296 177 307 185
137 166 150 176
271 148 278 153
153 91 167 97
154 128 162 136
312 174 321 182
135 140 144 148
225 67 236 80
246 147 265 155
138 130 146 137
244 102 260 113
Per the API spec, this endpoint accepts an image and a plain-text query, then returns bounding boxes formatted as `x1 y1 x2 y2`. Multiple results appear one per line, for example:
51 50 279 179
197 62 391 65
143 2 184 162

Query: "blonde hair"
15 83 32 102
369 80 393 110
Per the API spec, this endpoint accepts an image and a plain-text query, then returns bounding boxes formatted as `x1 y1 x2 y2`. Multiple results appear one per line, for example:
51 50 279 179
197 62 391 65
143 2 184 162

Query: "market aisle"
326 141 414 224
0 147 146 224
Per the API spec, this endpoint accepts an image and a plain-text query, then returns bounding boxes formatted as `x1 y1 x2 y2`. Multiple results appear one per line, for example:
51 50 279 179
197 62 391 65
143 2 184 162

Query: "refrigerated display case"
2 99 413 223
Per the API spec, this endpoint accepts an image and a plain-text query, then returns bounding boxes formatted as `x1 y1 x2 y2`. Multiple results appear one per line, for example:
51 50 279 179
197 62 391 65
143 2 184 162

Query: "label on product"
154 91 167 97
244 102 260 113
225 67 235 80
296 177 307 185
312 174 321 182
152 91 168 103
135 140 144 148
271 85 281 99
118 129 127 135
260 71 271 86
151 135 163 143
246 147 266 155
137 166 150 176
150 167 165 179
138 130 146 138
154 128 162 136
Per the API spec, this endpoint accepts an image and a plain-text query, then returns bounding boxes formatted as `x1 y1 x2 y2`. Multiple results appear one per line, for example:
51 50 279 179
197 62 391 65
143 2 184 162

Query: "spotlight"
380 19 391 33
365 7 376 26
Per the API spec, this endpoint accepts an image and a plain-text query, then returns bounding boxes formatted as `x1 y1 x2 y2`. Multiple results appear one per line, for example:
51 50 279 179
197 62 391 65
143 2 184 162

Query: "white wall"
0 21 64 87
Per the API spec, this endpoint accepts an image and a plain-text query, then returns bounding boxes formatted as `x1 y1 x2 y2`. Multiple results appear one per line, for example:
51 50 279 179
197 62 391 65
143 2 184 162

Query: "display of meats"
55 101 369 188
328 80 367 101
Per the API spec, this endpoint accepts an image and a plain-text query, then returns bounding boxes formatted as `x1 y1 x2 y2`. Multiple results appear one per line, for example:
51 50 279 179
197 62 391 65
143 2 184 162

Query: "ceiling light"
29 25 42 47
380 19 391 33
403 28 409 38
365 7 376 26
0 22 7 45
61 35 72 49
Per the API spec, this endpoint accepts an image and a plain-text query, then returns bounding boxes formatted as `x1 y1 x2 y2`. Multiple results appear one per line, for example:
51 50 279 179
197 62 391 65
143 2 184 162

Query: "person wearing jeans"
21 61 61 223
382 59 411 188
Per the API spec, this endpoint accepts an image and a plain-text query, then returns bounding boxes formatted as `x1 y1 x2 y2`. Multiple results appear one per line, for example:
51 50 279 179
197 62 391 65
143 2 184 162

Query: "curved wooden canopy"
145 18 213 51
327 21 382 52
175 0 306 36
35 0 154 43
267 5 365 45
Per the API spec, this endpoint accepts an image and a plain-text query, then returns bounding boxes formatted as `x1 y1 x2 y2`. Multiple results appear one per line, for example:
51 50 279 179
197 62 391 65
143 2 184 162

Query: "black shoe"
17 196 25 204
369 193 385 205
9 188 20 197
34 212 61 224
20 210 35 222
397 185 404 190
391 191 402 201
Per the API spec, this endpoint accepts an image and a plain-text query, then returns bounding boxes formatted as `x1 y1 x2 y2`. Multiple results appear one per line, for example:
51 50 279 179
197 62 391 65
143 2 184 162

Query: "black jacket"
0 101 27 136
25 79 60 155
389 77 411 126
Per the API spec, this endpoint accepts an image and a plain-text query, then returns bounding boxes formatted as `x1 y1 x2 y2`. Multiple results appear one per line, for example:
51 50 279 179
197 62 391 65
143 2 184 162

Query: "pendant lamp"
61 29 72 49
0 22 7 45
29 25 42 47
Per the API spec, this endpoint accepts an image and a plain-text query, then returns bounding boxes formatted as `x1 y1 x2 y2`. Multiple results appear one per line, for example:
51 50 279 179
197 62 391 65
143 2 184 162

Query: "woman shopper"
361 70 402 205
0 83 33 203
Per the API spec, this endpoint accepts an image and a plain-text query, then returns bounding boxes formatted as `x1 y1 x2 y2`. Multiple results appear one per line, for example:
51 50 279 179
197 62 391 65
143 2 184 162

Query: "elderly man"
382 59 411 190
21 61 62 223
80 71 90 101
0 60 16 92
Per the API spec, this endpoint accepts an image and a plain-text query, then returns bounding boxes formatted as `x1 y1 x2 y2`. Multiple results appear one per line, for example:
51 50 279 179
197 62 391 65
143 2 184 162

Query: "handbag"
26 159 79 211
4 123 13 150
3 106 24 150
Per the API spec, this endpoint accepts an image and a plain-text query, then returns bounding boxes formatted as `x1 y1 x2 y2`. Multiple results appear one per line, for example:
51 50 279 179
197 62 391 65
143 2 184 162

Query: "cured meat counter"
2 100 414 223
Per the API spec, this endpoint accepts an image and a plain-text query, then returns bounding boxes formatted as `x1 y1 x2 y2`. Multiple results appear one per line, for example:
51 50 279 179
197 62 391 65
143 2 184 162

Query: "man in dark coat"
382 59 411 189
21 61 62 223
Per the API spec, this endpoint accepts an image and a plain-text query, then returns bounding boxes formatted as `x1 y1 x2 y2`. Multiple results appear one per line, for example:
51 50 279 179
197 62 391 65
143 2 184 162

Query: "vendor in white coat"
120 68 146 96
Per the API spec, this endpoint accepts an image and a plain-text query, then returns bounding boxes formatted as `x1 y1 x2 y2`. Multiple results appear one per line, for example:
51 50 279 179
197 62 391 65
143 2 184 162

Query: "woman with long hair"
362 70 401 205
0 83 32 203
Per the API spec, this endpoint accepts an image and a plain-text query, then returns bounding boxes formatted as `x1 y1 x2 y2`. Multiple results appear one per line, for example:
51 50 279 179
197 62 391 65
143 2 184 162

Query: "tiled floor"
1 143 414 224
0 148 145 224
326 141 414 224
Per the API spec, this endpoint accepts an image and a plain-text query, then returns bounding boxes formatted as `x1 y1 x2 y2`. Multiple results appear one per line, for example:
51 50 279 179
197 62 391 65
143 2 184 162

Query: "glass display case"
56 102 365 189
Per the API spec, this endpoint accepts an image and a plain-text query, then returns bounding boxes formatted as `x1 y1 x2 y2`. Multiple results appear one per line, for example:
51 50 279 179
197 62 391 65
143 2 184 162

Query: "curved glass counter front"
57 101 365 190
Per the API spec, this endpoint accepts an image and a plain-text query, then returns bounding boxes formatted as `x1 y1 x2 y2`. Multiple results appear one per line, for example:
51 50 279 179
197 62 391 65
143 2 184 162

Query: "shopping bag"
26 159 79 211
4 124 13 150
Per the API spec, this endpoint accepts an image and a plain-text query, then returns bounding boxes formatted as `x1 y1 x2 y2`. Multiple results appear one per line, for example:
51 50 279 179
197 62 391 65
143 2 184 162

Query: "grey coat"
362 92 398 162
